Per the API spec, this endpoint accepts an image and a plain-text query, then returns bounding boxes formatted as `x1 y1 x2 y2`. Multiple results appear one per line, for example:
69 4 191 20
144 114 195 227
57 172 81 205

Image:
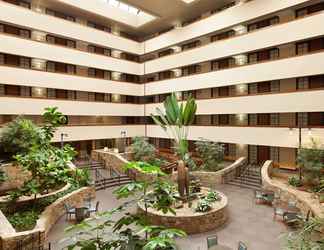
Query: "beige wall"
145 52 324 95
145 12 324 73
146 125 324 149
0 1 143 54
52 125 145 142
0 34 143 75
143 0 310 53
0 66 144 96
147 90 324 115
0 97 144 116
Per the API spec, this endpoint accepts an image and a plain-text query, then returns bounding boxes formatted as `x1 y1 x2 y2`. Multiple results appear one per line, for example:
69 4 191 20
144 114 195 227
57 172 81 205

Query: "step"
239 174 261 181
228 178 261 187
227 180 261 190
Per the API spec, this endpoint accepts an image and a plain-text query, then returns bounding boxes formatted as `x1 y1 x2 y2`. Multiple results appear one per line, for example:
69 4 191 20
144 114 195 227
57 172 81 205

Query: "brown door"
258 50 270 61
218 59 229 69
218 86 229 97
219 114 229 125
95 93 104 102
5 85 20 96
257 146 270 165
55 62 67 73
4 25 19 36
56 89 68 99
5 54 20 66
309 38 324 52
258 81 271 93
309 75 324 89
308 112 324 126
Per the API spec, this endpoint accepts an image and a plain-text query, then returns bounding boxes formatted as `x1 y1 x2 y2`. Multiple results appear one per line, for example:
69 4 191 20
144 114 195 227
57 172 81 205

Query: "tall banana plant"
151 93 197 162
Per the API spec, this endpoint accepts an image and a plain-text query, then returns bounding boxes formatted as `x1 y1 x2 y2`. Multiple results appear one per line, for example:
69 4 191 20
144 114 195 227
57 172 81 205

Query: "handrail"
223 158 248 183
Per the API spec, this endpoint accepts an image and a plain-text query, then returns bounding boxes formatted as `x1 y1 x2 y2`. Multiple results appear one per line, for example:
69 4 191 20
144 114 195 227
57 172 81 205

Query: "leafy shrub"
131 137 156 162
0 169 6 184
7 210 39 232
195 198 212 212
0 117 44 159
288 176 302 187
205 191 221 202
195 139 224 171
297 138 324 186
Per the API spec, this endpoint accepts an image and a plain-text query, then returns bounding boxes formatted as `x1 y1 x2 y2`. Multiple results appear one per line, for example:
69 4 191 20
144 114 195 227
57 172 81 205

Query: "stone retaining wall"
0 186 95 250
0 164 30 194
261 160 324 218
190 157 247 187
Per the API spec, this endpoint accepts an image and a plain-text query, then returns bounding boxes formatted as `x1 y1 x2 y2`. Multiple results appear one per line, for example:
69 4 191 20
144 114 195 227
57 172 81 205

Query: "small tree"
151 93 197 168
0 117 44 159
131 137 156 162
297 138 324 185
195 139 225 171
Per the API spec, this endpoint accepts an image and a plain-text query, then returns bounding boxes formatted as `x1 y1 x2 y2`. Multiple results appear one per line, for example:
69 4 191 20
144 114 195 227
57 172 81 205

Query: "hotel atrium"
0 0 323 250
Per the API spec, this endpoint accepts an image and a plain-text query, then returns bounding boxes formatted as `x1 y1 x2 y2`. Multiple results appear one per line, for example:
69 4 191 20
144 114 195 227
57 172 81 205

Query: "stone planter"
138 189 228 235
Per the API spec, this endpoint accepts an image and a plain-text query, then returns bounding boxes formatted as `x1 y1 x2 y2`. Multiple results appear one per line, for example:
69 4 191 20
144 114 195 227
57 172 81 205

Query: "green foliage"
41 107 67 141
195 190 221 213
66 161 186 250
131 137 156 162
151 93 197 168
7 210 39 232
124 161 166 176
72 168 92 187
297 138 324 185
0 169 7 184
0 117 44 159
205 191 221 202
195 139 225 171
195 198 212 213
4 184 79 231
288 176 302 187
284 217 324 250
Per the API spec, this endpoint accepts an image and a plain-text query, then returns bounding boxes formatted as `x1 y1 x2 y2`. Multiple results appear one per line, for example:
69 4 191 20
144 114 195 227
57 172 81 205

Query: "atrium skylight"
106 0 141 16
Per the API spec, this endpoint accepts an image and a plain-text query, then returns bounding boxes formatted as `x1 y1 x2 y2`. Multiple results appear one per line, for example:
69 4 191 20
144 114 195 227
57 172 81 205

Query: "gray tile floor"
47 184 287 250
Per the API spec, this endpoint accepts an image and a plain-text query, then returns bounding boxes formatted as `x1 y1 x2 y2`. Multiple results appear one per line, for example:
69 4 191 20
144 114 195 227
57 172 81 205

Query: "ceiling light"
181 0 198 3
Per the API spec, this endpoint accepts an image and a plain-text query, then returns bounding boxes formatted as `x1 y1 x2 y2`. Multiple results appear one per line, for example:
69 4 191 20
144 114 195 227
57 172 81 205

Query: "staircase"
227 165 262 190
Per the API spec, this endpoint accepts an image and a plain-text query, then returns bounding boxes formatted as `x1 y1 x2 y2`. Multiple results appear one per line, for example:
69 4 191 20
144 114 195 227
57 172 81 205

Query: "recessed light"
181 0 198 4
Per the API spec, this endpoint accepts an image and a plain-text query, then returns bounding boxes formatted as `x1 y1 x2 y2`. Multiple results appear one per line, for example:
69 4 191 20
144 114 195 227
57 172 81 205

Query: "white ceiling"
40 0 234 38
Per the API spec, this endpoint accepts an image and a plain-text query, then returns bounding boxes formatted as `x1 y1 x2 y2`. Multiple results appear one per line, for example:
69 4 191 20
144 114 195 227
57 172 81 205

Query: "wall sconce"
308 128 312 136
289 128 294 135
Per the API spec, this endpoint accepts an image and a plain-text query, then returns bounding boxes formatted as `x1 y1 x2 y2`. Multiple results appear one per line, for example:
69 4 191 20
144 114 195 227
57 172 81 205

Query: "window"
182 65 200 76
182 40 201 51
219 86 229 97
296 3 324 18
258 82 271 93
297 77 309 89
56 89 68 99
67 65 75 75
19 29 30 38
19 57 30 68
95 93 105 102
248 16 279 31
158 49 173 58
257 114 270 126
211 30 235 42
47 61 55 72
0 53 4 64
248 53 258 64
296 42 308 55
219 114 229 125
269 48 279 60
